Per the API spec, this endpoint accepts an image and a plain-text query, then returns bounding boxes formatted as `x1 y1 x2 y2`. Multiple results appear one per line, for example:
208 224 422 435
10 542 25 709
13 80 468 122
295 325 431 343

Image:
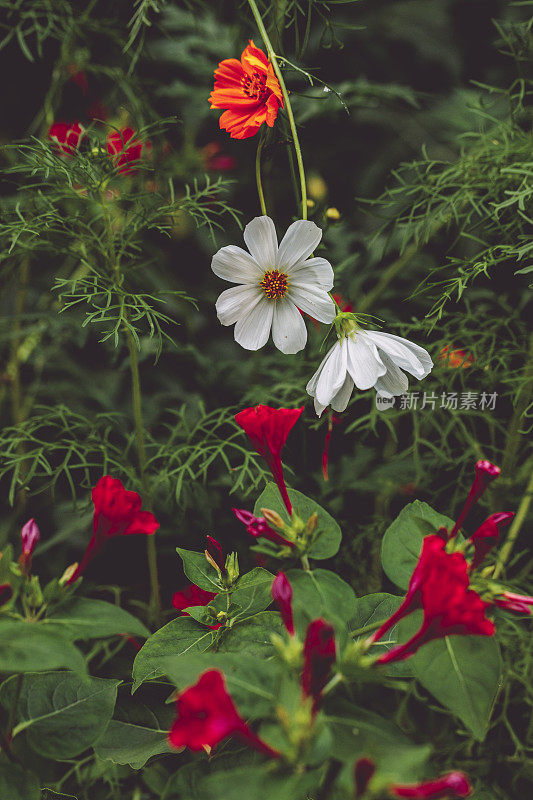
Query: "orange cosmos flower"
209 40 284 139
439 345 474 369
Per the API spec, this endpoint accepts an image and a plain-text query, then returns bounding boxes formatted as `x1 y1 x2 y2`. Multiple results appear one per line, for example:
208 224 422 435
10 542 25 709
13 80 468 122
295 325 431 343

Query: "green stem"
301 554 311 571
247 0 307 219
126 330 161 623
255 132 267 215
492 469 533 579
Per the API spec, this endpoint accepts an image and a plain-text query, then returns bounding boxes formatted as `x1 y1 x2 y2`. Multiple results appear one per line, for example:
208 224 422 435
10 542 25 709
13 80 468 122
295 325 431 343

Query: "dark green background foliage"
0 1 531 799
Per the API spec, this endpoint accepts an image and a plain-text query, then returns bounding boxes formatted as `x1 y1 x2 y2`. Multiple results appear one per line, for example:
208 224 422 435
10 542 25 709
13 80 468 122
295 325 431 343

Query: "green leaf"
398 613 503 740
0 621 86 674
0 762 40 800
1 672 119 759
286 568 357 636
349 593 412 676
43 598 149 640
176 547 221 592
220 612 284 656
200 765 323 800
230 568 274 619
381 501 455 590
94 719 170 768
132 617 215 692
41 791 79 799
254 482 342 559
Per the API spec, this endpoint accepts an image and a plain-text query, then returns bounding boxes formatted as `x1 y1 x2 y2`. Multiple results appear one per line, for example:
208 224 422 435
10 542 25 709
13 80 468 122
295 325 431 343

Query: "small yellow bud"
59 563 78 585
306 198 316 209
308 174 328 201
205 550 221 574
261 507 285 530
305 512 318 536
326 207 341 221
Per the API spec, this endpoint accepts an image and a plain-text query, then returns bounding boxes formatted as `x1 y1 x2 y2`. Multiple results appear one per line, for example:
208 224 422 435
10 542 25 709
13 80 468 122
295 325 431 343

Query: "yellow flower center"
242 71 268 101
260 269 289 300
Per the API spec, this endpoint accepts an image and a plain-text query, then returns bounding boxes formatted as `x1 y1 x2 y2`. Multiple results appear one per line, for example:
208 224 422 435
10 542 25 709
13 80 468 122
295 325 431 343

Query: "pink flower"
302 619 336 711
232 508 295 548
48 122 84 154
468 512 514 570
19 518 40 573
206 535 226 574
67 476 159 584
168 670 279 757
272 572 294 635
450 460 500 538
389 771 472 799
493 591 533 615
106 128 151 175
375 535 494 665
235 405 303 514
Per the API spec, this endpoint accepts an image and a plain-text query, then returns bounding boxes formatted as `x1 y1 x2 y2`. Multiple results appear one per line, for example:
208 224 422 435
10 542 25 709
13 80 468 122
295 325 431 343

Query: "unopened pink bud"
272 571 294 635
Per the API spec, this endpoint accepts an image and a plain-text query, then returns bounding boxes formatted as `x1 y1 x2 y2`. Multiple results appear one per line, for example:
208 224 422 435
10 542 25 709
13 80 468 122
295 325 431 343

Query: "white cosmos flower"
212 216 336 354
306 327 433 416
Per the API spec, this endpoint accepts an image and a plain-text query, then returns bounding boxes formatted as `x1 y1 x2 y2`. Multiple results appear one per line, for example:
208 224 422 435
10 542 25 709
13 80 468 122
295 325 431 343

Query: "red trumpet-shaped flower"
493 590 533 615
19 518 40 573
450 460 500 538
302 619 336 711
172 584 221 630
235 404 303 514
67 476 159 584
468 512 514 570
375 536 494 665
48 122 84 154
272 571 295 635
354 757 376 797
106 128 150 175
390 771 472 799
168 669 279 757
233 508 295 548
209 40 284 140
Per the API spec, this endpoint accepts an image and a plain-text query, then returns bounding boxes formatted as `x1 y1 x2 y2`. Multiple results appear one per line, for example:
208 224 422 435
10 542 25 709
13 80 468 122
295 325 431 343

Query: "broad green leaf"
0 762 40 800
230 568 274 619
254 482 342 559
176 548 221 592
43 598 149 640
349 593 412 676
200 765 324 800
1 672 119 759
94 719 170 768
381 501 454 590
286 568 357 637
132 617 215 692
220 612 284 656
0 621 86 674
398 613 503 740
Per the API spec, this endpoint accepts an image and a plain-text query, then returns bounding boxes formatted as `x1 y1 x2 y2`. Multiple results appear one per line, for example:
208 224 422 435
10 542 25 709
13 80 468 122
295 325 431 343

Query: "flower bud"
272 572 294 635
261 508 285 530
60 562 79 585
450 460 501 538
206 535 226 574
224 552 239 585
19 518 40 575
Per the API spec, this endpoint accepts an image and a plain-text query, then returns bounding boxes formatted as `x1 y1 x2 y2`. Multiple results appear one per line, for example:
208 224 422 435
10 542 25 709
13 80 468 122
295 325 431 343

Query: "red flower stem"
247 0 308 219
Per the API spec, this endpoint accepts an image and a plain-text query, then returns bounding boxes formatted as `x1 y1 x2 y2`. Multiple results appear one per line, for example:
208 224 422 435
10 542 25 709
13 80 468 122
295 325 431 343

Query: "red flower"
233 508 295 548
272 572 294 635
48 122 84 154
0 584 13 606
19 518 40 574
67 476 159 584
206 535 226 574
439 346 474 370
354 758 376 797
235 404 303 514
468 512 514 570
375 535 494 665
390 771 472 799
168 670 279 757
302 619 336 711
203 142 237 172
172 583 221 630
67 65 89 94
209 40 284 140
106 128 150 175
450 460 500 538
494 590 533 615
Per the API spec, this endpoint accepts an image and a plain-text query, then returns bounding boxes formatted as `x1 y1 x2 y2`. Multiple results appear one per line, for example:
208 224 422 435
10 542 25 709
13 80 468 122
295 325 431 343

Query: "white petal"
345 334 386 390
365 331 433 379
211 245 263 284
288 285 336 324
243 216 278 269
331 374 355 413
316 340 348 407
234 297 273 351
314 397 327 417
216 285 262 326
287 257 334 290
374 352 409 397
271 300 307 354
277 220 322 269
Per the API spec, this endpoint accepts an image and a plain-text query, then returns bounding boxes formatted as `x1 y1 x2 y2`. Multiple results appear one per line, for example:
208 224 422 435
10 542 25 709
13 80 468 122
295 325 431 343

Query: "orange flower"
209 40 284 140
439 345 474 369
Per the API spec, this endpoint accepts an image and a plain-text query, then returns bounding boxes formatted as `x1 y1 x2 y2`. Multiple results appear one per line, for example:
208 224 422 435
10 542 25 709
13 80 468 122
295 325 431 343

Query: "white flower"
306 328 433 416
212 216 336 354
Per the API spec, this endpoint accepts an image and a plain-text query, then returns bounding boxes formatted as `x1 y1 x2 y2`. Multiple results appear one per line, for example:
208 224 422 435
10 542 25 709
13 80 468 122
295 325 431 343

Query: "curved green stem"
247 0 307 219
255 132 268 215
493 469 533 579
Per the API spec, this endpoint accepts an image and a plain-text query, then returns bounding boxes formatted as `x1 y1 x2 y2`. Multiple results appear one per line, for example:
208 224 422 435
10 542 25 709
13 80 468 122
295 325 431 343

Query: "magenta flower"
302 618 336 711
19 518 40 573
272 571 295 635
233 508 295 548
389 771 472 798
450 460 500 538
468 512 514 570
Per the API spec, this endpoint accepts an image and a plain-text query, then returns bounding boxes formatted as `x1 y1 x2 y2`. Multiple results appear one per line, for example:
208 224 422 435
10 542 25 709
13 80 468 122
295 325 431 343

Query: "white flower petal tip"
306 328 433 415
211 216 332 354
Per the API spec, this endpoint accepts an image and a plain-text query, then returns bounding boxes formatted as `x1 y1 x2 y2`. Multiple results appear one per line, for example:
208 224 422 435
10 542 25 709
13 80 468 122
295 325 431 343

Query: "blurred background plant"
0 0 531 798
